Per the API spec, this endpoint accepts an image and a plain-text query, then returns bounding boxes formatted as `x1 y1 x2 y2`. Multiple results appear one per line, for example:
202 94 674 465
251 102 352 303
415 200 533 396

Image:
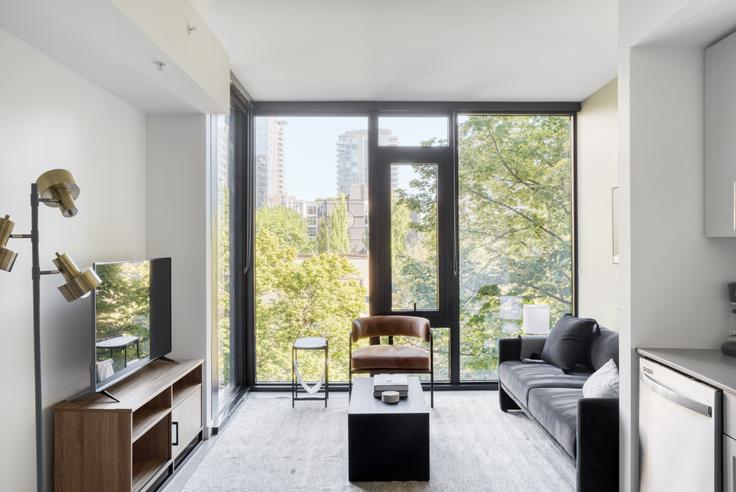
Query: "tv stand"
55 359 203 492
99 389 120 403
158 355 177 363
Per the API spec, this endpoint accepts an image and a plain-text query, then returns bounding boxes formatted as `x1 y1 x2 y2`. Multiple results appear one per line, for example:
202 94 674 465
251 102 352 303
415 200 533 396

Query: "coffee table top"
349 376 428 415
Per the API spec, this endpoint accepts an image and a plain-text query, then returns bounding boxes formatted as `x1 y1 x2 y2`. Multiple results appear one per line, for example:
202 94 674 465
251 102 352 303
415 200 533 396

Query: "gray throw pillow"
540 314 598 373
582 358 619 398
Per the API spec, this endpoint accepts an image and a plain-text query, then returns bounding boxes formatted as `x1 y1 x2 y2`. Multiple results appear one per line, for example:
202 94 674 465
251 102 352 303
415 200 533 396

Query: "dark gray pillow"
541 314 598 373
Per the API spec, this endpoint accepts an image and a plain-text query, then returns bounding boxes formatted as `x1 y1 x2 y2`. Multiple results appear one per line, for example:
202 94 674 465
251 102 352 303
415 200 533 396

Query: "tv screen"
92 258 171 391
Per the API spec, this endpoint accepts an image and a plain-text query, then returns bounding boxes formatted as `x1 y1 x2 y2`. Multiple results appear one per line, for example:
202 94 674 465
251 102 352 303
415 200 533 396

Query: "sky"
260 116 448 201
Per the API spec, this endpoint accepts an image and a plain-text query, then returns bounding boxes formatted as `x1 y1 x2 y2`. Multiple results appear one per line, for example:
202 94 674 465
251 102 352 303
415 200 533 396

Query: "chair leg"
430 330 434 408
430 369 434 408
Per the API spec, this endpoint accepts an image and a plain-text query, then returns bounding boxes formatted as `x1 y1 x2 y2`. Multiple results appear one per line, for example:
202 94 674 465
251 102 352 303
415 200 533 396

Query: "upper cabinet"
706 31 736 237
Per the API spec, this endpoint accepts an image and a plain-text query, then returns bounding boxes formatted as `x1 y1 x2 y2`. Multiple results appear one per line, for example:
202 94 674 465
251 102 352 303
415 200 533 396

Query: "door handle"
640 372 712 417
172 421 179 446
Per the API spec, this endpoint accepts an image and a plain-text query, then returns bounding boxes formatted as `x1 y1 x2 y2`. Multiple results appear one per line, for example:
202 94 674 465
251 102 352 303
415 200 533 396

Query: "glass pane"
394 327 449 382
378 117 448 146
255 116 370 383
214 114 234 393
390 163 439 311
458 115 573 381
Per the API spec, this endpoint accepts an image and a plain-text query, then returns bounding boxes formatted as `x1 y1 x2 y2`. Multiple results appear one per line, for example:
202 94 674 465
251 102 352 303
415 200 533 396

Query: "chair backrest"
351 315 431 343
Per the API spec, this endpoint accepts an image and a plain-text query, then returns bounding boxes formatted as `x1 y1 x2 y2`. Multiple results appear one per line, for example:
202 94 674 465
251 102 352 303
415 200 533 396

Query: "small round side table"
292 337 329 407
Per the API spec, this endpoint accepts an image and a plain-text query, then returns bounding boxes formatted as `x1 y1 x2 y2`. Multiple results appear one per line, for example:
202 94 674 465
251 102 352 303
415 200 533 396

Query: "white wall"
0 28 146 491
146 115 212 428
577 79 619 330
617 1 736 489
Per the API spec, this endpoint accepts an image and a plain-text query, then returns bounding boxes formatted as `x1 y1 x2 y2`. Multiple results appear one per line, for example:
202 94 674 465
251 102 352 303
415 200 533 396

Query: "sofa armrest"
498 336 547 365
576 397 618 492
498 337 522 364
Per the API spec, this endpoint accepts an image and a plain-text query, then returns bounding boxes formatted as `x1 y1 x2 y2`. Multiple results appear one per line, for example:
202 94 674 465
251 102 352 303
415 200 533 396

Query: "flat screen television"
92 258 172 392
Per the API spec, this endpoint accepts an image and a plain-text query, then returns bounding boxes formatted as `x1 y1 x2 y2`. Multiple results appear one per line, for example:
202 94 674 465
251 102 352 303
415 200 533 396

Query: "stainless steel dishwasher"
639 357 722 491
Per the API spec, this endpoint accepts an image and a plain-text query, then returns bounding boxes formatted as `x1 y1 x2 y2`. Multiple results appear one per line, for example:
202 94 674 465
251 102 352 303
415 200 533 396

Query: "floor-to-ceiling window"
211 88 250 420
254 116 370 383
248 105 576 387
458 114 574 381
213 113 234 394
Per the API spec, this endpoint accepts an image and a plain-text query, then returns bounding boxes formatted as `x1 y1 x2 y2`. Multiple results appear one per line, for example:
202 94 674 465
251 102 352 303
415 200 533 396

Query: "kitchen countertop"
638 348 736 396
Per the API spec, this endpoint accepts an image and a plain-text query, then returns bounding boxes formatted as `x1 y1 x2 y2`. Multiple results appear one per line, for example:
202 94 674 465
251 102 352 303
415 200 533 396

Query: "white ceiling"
206 0 617 102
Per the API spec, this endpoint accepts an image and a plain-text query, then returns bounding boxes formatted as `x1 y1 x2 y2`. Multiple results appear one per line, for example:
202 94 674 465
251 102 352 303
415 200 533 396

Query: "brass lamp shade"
53 252 101 302
37 169 80 218
0 215 18 272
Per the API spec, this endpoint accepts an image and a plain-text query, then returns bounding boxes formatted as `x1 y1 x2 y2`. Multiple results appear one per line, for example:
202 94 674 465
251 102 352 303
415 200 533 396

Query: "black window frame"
244 101 580 390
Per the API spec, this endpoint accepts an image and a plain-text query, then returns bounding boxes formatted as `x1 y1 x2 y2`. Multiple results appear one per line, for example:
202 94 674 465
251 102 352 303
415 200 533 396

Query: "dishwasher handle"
640 372 712 417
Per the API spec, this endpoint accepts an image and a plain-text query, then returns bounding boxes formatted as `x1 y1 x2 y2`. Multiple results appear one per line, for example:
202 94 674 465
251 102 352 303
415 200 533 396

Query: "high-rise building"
336 129 398 197
255 117 287 208
312 185 368 254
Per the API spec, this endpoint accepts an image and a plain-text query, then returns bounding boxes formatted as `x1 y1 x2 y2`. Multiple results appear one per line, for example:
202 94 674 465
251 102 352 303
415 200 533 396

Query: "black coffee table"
348 376 430 482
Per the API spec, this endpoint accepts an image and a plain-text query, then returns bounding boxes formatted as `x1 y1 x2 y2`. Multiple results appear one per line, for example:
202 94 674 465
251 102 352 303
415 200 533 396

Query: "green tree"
316 194 350 254
256 206 312 254
391 116 573 378
256 204 366 382
458 115 572 376
216 190 232 387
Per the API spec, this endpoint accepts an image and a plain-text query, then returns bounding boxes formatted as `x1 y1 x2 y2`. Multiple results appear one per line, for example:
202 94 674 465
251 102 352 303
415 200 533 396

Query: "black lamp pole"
11 184 62 492
5 172 98 492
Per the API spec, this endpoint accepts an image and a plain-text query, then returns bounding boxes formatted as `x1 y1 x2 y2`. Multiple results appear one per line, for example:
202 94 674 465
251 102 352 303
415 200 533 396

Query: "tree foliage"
256 204 366 381
457 115 572 377
252 115 572 382
316 194 350 254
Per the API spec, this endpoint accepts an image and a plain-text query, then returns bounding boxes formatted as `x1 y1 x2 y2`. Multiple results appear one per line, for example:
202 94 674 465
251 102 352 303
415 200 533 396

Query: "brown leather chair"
349 315 433 407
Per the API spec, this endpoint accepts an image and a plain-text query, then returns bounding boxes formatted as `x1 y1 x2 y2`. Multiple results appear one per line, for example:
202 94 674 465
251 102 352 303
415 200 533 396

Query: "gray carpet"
170 391 574 491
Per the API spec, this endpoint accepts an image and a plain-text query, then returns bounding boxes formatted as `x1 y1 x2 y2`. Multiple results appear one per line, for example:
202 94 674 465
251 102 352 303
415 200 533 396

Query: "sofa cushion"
583 358 619 398
499 360 591 405
587 326 619 371
351 345 430 371
527 387 583 458
541 314 598 373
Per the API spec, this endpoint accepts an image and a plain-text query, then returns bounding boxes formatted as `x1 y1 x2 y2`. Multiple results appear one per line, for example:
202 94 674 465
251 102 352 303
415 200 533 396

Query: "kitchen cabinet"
706 31 736 236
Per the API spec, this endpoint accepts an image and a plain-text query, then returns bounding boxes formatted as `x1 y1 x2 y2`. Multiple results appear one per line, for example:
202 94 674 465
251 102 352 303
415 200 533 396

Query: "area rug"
173 391 574 491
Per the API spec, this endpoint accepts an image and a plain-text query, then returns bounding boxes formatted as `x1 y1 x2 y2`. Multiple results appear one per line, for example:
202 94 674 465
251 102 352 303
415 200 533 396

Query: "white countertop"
637 348 736 396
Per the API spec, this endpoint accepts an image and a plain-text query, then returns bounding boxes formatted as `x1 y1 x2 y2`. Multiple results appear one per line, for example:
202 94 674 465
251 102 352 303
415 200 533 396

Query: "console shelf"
55 359 203 492
132 459 168 491
132 407 171 443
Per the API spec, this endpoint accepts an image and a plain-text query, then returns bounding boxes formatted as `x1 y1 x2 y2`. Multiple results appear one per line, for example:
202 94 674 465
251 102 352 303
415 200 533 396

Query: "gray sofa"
498 327 618 492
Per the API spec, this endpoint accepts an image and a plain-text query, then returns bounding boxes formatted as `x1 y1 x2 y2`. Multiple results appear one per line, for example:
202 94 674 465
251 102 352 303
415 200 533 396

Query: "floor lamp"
0 169 101 492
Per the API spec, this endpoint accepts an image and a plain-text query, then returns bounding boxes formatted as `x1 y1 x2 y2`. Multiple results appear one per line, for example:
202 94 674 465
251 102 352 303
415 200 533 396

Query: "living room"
2 1 736 491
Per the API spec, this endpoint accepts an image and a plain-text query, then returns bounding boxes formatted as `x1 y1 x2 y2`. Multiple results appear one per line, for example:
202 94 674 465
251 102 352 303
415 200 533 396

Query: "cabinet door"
171 387 202 458
725 434 736 492
706 32 736 237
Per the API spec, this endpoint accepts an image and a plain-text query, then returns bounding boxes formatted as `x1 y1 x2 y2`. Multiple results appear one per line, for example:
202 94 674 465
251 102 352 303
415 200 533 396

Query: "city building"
313 185 369 254
255 117 287 208
336 129 399 197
